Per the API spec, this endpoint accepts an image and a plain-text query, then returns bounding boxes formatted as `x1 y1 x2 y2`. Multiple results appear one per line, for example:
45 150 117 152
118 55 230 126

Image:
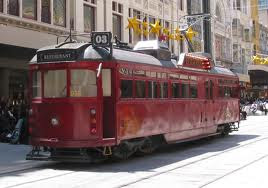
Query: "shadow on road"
1 133 260 178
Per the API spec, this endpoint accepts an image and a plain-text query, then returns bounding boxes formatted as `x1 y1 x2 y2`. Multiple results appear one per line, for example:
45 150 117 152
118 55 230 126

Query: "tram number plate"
92 32 112 47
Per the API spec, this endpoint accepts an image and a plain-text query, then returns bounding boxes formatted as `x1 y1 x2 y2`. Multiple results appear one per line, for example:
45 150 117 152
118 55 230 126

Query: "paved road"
0 114 268 188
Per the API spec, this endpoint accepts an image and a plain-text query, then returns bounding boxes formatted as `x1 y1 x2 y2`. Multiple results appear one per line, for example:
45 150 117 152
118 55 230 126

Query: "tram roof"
30 42 236 77
31 43 177 68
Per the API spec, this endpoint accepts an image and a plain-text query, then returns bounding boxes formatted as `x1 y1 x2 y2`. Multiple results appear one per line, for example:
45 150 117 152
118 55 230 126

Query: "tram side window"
171 83 180 98
218 86 224 97
121 80 133 98
205 81 209 99
160 82 168 98
44 70 67 98
32 71 41 98
190 84 198 98
136 80 146 98
224 87 231 97
231 87 239 98
181 83 189 98
148 81 158 98
70 70 97 97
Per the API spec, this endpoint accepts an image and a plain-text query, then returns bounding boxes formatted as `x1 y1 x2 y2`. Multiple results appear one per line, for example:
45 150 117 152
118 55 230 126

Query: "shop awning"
248 65 268 72
236 73 250 83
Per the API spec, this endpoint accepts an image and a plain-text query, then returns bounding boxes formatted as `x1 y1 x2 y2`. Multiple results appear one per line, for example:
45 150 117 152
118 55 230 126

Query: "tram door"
101 69 116 139
204 80 215 127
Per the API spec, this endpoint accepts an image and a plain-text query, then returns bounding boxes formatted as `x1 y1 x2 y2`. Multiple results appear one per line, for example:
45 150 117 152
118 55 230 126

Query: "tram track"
2 134 268 188
114 136 268 188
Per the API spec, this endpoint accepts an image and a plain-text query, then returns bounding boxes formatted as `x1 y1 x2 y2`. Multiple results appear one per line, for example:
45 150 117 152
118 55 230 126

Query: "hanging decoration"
126 16 140 34
142 20 149 37
126 16 199 43
149 20 162 36
252 55 268 65
185 27 198 41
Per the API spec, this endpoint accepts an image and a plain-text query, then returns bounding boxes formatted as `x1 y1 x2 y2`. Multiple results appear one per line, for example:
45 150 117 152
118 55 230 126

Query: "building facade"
0 0 188 99
211 0 233 68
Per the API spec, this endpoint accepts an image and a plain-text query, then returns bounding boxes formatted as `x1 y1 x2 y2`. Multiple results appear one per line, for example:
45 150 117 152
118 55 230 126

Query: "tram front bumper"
26 147 94 163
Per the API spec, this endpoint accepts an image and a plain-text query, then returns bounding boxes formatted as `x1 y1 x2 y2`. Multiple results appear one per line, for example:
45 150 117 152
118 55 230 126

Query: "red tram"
26 32 240 162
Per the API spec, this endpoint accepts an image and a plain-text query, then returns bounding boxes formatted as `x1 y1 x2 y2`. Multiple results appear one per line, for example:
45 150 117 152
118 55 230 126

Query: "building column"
96 0 104 30
104 0 113 32
75 0 84 33
37 0 41 22
0 69 10 98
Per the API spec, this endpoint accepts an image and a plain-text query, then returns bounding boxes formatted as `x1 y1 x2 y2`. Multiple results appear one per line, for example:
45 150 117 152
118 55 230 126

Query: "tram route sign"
37 50 77 62
91 32 112 48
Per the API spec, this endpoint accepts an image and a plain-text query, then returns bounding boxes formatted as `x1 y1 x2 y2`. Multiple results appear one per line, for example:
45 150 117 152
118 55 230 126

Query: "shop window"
113 14 122 40
8 0 19 16
53 0 66 27
171 83 180 98
102 69 111 97
84 5 95 33
22 0 37 20
121 80 133 98
181 83 189 98
32 71 41 98
41 0 51 24
160 82 168 98
0 0 3 13
190 84 198 98
136 80 146 98
148 81 158 98
70 69 97 97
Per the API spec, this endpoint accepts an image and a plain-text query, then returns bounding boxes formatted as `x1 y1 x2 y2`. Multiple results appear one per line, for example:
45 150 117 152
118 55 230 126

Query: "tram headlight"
51 118 59 126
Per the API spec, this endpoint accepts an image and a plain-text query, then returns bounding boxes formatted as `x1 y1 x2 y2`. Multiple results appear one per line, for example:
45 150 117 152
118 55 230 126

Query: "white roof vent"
133 40 171 61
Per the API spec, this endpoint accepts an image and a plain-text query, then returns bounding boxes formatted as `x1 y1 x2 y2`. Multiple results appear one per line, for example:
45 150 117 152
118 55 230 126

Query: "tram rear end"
27 32 115 162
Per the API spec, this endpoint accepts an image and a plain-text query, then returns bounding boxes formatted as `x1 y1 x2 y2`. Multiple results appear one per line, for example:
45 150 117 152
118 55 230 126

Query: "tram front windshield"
33 69 97 98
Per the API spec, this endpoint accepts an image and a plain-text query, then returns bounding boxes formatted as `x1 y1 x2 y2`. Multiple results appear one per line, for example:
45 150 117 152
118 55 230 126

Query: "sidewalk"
0 143 49 174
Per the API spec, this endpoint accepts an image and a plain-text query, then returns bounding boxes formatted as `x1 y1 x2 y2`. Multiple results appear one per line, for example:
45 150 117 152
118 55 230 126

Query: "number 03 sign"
91 32 112 47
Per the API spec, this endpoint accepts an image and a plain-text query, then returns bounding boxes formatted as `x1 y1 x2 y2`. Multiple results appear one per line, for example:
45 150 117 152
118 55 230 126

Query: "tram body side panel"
116 99 214 141
214 98 240 124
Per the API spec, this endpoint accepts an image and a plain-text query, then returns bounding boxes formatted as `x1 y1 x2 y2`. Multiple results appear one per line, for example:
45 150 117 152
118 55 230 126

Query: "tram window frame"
148 81 158 99
32 71 41 98
135 80 146 98
120 80 133 98
181 83 189 98
189 84 198 98
171 82 180 98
